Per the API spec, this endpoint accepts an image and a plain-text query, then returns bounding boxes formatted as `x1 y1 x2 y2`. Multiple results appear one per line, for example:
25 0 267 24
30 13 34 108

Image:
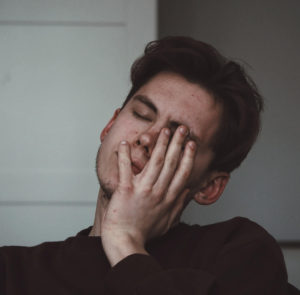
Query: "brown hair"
122 36 263 173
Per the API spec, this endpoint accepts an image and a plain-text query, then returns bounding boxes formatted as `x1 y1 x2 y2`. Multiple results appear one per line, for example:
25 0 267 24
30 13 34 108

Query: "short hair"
121 36 263 173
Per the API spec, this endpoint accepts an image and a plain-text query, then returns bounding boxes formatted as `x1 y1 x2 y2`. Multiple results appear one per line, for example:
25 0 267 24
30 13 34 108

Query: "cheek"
191 151 214 179
103 121 141 152
111 117 139 137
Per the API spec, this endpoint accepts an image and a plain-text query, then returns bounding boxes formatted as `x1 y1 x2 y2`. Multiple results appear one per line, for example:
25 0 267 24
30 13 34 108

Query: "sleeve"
0 251 6 295
103 235 293 295
104 254 215 295
209 235 290 295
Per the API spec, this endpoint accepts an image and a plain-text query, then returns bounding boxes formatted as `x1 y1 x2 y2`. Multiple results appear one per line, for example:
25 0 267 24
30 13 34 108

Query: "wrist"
102 232 149 266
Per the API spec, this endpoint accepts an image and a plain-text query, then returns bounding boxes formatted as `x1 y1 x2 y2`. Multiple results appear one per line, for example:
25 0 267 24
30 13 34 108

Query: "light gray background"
0 0 157 244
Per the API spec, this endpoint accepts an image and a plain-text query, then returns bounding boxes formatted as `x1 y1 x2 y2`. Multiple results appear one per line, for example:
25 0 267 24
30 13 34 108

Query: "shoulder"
190 217 286 271
180 217 284 263
0 229 104 287
188 216 277 245
151 217 284 268
0 238 70 266
159 216 280 253
0 227 98 264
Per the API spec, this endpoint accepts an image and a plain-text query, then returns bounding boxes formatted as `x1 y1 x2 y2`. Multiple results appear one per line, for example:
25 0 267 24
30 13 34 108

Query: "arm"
97 126 292 295
102 229 291 295
100 126 216 294
100 126 194 267
104 254 215 295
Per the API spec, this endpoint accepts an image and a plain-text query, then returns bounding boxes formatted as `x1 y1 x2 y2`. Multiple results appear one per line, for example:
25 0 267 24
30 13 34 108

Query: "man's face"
96 71 222 197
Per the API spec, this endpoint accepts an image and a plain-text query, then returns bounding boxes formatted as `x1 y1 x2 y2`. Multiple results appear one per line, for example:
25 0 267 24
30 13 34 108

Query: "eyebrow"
133 95 158 114
132 94 203 145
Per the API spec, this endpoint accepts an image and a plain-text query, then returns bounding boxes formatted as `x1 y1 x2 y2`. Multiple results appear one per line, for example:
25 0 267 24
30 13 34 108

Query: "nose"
136 128 160 157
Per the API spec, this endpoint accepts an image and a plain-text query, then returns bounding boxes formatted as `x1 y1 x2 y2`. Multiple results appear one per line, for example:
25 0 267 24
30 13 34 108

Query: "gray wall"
159 0 300 288
0 0 157 246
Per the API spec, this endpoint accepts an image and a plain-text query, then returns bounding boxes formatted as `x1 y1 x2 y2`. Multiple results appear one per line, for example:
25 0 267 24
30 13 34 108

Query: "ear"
100 108 121 142
193 172 230 205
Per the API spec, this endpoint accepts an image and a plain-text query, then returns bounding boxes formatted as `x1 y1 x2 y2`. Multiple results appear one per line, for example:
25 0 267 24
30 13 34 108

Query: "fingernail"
179 126 188 135
188 141 196 150
121 140 127 145
164 128 170 136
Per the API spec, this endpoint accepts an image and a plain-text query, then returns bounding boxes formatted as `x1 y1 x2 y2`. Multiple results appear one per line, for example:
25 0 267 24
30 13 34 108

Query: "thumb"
117 141 133 188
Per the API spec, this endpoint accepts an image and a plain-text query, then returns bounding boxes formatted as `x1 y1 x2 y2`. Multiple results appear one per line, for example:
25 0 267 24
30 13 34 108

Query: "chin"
96 151 119 197
97 171 119 199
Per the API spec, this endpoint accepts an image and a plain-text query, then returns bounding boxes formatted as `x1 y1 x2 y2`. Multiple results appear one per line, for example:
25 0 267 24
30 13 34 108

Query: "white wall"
159 0 300 288
0 0 157 246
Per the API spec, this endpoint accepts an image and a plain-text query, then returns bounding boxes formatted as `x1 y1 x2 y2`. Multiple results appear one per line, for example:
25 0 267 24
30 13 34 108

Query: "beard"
95 145 115 200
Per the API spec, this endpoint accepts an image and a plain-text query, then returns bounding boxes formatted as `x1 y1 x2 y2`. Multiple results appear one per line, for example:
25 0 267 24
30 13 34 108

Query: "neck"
89 189 108 236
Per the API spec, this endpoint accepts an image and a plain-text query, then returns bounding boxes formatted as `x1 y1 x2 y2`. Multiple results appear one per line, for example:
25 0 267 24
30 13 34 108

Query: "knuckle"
119 161 126 167
119 157 130 165
164 194 174 205
155 156 164 166
143 186 152 195
168 158 178 170
182 170 190 179
118 183 133 193
152 188 161 199
152 187 166 201
178 167 192 182
152 193 163 204
137 184 152 196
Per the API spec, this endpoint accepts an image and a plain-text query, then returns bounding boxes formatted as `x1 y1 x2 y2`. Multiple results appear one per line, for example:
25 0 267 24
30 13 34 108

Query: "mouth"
131 160 144 175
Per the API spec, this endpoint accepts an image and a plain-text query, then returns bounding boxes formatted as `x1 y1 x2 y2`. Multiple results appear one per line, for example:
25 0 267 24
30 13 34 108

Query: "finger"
118 141 133 187
139 128 170 185
154 126 189 192
165 140 196 202
167 188 191 228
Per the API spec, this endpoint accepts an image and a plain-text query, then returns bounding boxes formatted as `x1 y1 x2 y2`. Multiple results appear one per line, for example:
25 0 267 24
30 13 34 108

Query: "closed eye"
132 111 152 122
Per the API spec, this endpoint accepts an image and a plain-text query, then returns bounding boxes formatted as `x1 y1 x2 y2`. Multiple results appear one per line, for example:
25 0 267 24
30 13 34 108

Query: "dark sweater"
0 217 299 295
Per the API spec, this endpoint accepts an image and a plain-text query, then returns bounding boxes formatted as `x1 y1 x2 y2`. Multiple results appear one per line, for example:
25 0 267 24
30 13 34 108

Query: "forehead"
129 72 222 145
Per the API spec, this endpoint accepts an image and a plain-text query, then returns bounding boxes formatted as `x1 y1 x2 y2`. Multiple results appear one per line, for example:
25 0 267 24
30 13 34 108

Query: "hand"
101 126 196 266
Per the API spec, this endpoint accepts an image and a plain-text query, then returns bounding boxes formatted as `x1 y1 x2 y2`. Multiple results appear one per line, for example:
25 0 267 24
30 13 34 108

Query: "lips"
131 159 144 175
116 150 146 175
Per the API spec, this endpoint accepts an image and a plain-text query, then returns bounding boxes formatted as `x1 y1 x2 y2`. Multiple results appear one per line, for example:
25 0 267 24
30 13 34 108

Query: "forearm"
104 254 216 295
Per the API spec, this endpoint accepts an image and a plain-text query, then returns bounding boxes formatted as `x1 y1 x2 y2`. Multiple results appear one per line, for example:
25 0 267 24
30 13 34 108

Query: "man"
0 36 299 294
